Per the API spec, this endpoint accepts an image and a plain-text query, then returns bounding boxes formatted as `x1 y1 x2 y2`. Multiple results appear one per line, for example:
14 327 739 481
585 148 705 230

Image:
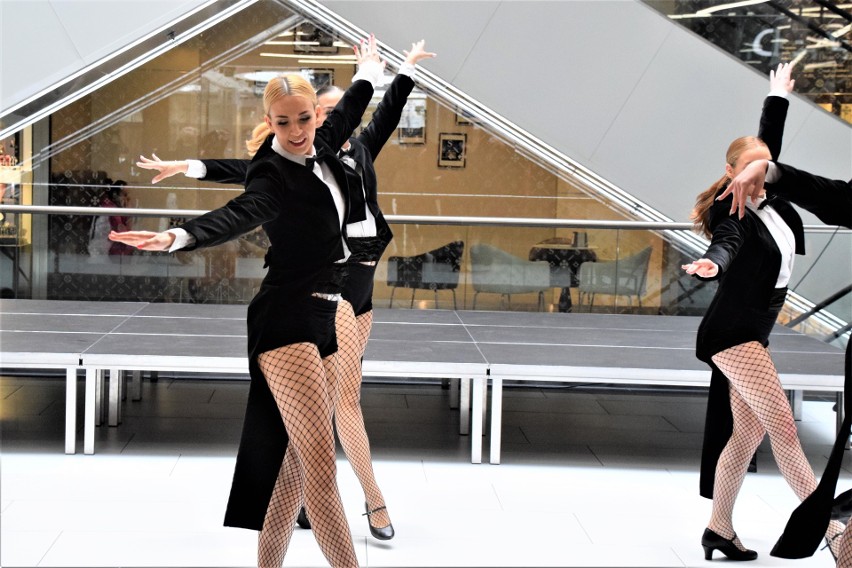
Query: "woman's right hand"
136 154 189 184
109 230 175 251
353 33 385 71
682 258 719 278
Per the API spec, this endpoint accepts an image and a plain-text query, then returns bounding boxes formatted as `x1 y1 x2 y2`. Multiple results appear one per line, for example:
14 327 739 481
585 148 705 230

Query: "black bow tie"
305 157 317 170
757 196 772 210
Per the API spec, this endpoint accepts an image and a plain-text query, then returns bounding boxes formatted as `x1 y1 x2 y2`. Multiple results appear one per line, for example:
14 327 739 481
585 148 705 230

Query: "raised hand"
136 154 189 184
354 33 383 67
682 258 719 278
109 230 175 251
403 40 436 66
717 159 769 219
769 62 795 95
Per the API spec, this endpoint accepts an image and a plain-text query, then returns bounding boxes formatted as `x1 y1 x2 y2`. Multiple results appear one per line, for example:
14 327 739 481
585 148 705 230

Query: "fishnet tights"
335 305 391 529
837 529 852 566
256 342 357 568
709 341 844 555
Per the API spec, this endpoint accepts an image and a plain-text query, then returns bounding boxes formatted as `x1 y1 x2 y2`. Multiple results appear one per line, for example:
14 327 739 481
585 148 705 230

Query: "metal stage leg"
490 377 503 464
788 390 803 421
480 378 488 435
94 369 106 426
65 367 77 454
84 368 97 455
131 370 142 401
459 378 470 435
471 377 483 464
108 368 121 426
449 378 460 409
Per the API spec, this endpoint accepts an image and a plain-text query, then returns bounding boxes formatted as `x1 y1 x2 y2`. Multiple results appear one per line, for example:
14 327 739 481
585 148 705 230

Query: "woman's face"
726 145 771 179
264 95 320 155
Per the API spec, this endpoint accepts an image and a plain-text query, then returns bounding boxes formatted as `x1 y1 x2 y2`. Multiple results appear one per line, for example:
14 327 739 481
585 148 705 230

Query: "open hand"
682 258 718 278
769 62 795 95
716 159 768 219
136 154 188 184
109 230 175 251
403 40 436 66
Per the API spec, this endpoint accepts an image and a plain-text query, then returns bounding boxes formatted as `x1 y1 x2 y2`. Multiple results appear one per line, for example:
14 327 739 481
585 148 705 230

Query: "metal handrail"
1 204 849 234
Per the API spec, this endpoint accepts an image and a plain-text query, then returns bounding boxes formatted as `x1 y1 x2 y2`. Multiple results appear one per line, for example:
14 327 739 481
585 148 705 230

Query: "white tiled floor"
1 375 849 567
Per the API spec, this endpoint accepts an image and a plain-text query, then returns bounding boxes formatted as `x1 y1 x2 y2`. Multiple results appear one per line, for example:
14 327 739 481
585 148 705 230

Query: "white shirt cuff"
397 62 416 79
352 59 383 88
765 161 780 184
767 89 789 98
185 159 207 179
166 228 195 252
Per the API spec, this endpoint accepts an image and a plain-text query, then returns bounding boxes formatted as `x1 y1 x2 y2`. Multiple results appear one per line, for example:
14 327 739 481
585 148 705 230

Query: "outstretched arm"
357 40 436 160
768 162 852 228
137 153 250 186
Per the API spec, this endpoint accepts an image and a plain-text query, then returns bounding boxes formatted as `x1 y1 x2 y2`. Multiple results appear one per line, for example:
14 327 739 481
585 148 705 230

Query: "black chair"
386 241 464 309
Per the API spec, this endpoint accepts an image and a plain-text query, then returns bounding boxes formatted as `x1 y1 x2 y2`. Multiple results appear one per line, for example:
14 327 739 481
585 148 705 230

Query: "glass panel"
644 0 852 124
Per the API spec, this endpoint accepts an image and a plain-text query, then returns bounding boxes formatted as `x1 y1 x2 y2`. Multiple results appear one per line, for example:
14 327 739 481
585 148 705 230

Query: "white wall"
0 0 211 112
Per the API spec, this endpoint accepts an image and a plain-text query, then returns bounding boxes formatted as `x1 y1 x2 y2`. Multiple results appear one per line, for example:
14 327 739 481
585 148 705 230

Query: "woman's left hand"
403 40 436 66
682 258 719 278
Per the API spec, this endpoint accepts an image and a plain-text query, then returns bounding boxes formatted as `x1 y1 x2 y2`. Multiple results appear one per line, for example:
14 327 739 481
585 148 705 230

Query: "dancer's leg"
836 527 852 565
706 381 765 549
258 450 302 567
335 304 391 529
257 343 357 568
713 341 844 553
354 310 373 359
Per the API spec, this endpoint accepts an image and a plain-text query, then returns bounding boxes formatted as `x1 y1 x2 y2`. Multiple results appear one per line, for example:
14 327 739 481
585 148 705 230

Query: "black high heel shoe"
832 488 852 522
702 528 758 561
296 507 311 530
363 502 394 541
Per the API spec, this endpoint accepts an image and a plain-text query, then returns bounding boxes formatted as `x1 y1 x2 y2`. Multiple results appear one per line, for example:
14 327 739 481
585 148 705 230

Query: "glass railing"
643 0 852 124
1 204 848 351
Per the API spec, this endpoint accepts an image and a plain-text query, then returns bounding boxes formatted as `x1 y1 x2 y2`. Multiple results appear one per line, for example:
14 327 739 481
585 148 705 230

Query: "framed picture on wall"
293 23 338 54
301 68 334 90
438 133 466 168
398 94 427 144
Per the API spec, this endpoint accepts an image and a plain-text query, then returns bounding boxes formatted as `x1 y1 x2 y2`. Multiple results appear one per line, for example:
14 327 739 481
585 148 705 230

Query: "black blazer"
695 96 804 361
767 162 852 229
180 79 374 296
198 73 417 248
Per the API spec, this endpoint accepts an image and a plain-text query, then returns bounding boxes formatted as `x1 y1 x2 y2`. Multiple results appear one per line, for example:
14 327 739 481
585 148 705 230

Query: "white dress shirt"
745 196 796 287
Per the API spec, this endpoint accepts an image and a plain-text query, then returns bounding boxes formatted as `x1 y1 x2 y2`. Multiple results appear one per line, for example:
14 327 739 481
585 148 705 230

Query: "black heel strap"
363 505 387 517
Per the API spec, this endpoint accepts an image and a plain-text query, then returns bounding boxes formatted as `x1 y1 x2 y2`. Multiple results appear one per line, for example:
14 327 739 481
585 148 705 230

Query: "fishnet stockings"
837 529 852 566
335 305 391 529
709 341 844 555
256 342 357 568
